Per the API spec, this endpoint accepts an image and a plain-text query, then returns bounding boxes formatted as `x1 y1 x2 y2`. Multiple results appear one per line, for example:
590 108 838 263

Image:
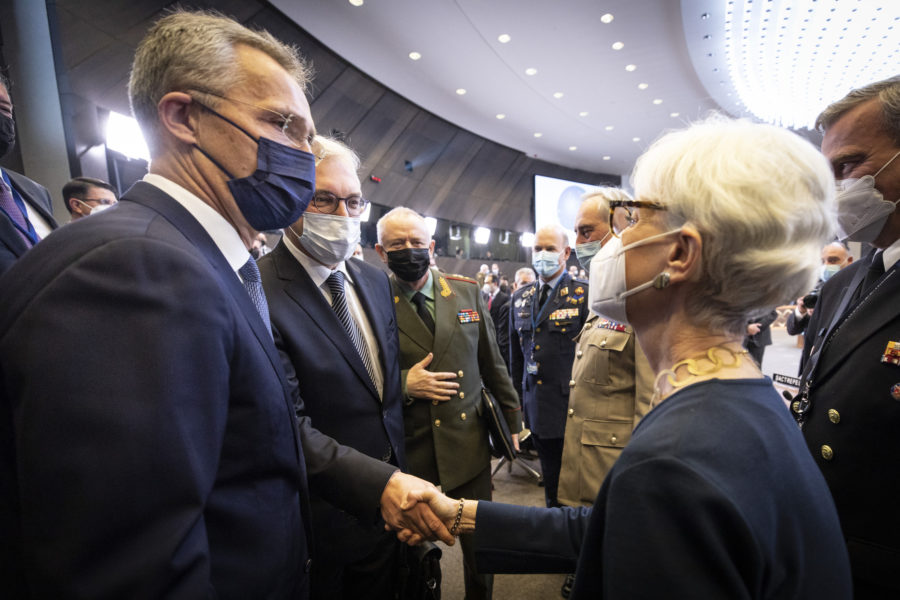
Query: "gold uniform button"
460 412 467 421
459 391 465 399
434 419 441 427
610 435 618 445
567 408 574 416
537 380 543 385
791 400 801 413
568 379 576 388
536 327 541 333
535 344 541 351
561 328 567 333
432 400 439 406
576 350 583 358
600 339 607 347
828 409 840 424
458 370 464 378
821 445 833 460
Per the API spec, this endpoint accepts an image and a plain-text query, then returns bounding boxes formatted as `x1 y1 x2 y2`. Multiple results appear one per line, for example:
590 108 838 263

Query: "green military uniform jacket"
557 313 655 507
392 268 521 491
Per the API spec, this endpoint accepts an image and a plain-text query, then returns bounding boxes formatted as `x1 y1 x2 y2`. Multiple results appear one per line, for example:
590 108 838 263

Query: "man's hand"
406 353 459 401
395 488 459 544
746 322 761 336
380 471 455 546
795 296 808 315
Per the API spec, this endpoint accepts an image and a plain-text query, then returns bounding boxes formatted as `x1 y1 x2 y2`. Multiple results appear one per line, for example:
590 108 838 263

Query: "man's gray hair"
128 9 311 153
816 75 900 146
311 135 360 170
376 206 427 245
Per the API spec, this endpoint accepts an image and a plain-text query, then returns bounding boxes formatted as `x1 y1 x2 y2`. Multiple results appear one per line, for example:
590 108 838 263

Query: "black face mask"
0 114 16 160
387 248 431 282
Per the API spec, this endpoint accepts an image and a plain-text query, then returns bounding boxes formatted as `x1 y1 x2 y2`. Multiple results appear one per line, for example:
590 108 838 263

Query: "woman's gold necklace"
651 345 758 407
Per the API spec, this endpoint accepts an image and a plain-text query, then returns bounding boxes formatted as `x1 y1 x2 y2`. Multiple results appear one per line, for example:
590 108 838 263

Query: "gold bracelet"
450 498 465 536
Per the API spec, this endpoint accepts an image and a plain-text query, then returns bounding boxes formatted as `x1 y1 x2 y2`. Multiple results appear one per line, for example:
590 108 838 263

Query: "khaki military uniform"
557 313 655 507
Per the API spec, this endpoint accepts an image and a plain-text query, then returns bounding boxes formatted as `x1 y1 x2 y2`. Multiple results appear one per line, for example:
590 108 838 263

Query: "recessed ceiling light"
525 67 538 76
632 137 641 142
553 92 564 99
569 146 578 151
670 112 680 117
638 83 649 90
601 13 614 24
579 111 589 117
625 64 637 72
408 51 422 61
496 113 506 119
456 88 467 95
603 156 611 160
612 41 624 50
498 33 511 43
653 99 663 105
349 0 363 5
605 125 614 131
534 132 543 138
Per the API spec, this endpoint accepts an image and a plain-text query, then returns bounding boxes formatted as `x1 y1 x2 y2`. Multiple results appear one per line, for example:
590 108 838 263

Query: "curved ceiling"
275 0 722 177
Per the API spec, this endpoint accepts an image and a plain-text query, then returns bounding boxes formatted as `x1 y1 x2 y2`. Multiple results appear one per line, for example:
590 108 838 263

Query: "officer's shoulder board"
444 274 477 284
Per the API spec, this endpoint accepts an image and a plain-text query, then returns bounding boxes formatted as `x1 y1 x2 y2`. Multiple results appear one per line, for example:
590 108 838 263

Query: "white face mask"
589 229 680 324
76 199 113 216
295 212 361 266
482 283 492 295
835 149 900 242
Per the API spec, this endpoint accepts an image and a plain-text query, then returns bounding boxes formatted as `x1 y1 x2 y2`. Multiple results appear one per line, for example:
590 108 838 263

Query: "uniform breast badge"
394 295 399 304
891 383 900 401
457 309 481 323
881 341 900 365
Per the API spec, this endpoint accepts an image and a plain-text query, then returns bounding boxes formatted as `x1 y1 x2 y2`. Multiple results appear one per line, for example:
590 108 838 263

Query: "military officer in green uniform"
558 190 654 509
509 223 589 508
375 207 521 600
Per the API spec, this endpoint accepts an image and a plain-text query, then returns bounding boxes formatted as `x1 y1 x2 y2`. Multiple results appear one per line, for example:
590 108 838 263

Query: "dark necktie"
539 283 551 309
238 257 272 337
0 179 34 248
325 271 378 389
411 291 435 334
848 251 886 308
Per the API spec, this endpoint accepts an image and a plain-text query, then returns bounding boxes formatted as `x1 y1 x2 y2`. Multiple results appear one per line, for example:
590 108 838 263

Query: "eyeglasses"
80 198 116 205
312 191 369 217
191 89 313 149
608 199 667 238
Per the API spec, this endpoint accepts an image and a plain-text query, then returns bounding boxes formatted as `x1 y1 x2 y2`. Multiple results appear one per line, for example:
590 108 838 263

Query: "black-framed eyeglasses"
608 199 667 238
190 89 312 148
312 191 369 217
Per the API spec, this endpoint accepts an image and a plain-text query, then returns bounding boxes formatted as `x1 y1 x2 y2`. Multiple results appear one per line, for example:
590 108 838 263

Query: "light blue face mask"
532 250 561 278
574 231 612 274
821 264 841 282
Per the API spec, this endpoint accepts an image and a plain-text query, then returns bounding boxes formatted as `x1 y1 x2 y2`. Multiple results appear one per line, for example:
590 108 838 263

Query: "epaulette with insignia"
445 274 477 284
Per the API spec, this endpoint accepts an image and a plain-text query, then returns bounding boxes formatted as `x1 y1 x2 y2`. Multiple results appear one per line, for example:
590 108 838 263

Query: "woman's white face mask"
589 228 681 324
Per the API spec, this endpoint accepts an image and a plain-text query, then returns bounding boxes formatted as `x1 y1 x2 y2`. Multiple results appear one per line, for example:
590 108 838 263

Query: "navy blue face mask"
193 102 315 231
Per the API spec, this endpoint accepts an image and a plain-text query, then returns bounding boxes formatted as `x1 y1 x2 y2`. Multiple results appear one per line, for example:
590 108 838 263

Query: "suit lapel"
432 272 459 360
391 275 434 352
815 262 900 381
274 244 379 399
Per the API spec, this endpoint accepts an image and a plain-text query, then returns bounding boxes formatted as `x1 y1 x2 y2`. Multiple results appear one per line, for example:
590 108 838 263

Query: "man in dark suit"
786 241 854 339
376 206 522 600
0 11 446 598
742 309 778 367
793 75 900 598
0 75 58 275
61 176 118 221
510 224 589 508
483 272 509 362
259 135 406 598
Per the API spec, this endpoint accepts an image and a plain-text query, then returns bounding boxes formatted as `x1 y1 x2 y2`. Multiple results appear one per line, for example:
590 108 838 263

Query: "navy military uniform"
509 271 589 506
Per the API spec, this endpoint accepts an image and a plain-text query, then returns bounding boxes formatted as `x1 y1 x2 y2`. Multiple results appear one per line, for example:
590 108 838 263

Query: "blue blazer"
259 241 406 563
0 169 58 275
0 182 395 598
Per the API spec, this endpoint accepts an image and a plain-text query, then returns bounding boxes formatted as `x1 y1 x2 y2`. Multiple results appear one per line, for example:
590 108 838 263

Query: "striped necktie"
0 179 34 247
238 257 272 337
325 271 378 390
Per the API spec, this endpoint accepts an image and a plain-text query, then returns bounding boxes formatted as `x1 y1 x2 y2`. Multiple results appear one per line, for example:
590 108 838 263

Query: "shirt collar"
540 270 565 290
400 269 434 301
881 237 900 272
283 233 353 288
143 174 249 275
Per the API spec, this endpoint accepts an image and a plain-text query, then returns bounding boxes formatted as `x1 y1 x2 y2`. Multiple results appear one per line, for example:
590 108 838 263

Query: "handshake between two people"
379 471 478 546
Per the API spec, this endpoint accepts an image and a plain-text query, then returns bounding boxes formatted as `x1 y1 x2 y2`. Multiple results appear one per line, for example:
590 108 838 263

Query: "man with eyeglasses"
259 135 408 599
0 11 449 598
62 177 118 221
